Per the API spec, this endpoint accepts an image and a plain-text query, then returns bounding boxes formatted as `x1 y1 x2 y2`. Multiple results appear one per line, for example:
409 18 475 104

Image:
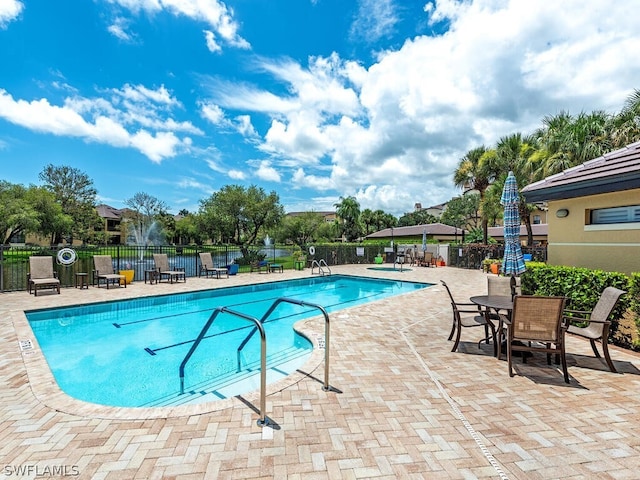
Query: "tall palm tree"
453 146 493 244
334 196 362 242
611 89 640 148
534 110 613 178
493 133 538 246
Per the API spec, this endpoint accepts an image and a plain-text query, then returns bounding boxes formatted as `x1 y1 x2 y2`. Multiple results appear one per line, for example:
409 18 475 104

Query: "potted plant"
482 258 492 273
374 253 384 264
436 256 446 267
490 259 501 274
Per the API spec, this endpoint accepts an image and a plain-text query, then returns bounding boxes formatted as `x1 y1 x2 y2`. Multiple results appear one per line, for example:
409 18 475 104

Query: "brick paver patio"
2 265 640 479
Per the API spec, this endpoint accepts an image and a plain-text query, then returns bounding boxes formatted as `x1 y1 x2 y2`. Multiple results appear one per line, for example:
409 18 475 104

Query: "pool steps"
141 345 310 407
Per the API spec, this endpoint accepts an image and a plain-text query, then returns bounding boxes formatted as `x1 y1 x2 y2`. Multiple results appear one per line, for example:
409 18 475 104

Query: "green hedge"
520 263 633 339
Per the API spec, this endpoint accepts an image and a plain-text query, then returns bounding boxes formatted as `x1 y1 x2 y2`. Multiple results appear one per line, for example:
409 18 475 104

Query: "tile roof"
521 141 640 202
366 223 463 238
96 203 122 219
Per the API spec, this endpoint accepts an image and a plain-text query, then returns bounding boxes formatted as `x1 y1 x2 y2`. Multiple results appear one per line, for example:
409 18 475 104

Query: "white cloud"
0 0 23 28
255 160 281 182
0 87 192 163
350 0 399 44
107 16 134 41
107 0 250 50
204 29 221 53
208 0 640 215
200 102 225 124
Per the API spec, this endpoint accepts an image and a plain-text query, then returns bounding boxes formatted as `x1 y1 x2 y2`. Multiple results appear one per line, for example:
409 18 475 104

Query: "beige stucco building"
522 141 640 275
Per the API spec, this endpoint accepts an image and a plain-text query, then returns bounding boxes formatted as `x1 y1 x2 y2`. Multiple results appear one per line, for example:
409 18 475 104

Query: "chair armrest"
458 308 482 314
564 309 591 315
566 316 610 324
176 267 186 272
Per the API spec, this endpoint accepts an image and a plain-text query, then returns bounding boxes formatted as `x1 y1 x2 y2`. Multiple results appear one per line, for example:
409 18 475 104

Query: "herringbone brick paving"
2 265 640 479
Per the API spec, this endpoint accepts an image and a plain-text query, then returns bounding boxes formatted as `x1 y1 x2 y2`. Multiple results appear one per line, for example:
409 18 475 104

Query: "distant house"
423 202 447 219
96 204 125 244
521 141 640 274
365 223 464 243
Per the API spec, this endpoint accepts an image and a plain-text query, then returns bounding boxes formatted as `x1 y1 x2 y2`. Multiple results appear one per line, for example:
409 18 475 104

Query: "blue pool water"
27 275 430 408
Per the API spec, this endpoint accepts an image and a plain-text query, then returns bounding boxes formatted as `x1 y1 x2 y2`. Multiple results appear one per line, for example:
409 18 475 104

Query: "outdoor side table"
75 272 89 289
144 269 159 284
269 263 284 273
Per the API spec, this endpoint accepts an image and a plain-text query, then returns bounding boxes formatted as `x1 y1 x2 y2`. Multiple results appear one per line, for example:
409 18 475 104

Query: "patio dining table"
470 295 514 358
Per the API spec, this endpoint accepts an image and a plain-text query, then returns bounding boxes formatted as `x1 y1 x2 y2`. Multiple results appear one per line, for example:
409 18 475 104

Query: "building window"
590 205 640 224
533 215 541 224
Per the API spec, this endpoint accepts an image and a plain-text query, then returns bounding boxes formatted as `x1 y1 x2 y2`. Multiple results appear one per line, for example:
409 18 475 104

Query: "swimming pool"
27 275 430 408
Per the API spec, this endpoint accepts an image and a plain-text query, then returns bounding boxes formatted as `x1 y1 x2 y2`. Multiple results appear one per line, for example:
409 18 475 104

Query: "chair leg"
589 339 602 358
507 338 514 377
447 319 456 341
601 340 617 373
451 323 462 352
560 344 569 384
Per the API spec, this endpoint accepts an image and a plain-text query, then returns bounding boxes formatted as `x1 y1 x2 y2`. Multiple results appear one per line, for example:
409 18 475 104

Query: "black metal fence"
0 243 548 292
446 244 547 270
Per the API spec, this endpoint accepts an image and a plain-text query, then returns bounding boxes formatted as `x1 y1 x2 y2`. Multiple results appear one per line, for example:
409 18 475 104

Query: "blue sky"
1 0 639 216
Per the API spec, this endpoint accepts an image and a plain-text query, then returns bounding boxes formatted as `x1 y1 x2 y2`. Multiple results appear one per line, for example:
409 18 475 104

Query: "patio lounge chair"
153 253 186 283
198 252 228 279
28 256 61 296
564 286 626 373
93 255 126 289
502 295 568 383
441 280 496 356
250 260 269 273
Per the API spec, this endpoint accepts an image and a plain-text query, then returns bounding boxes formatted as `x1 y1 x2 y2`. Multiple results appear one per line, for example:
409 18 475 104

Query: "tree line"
452 89 640 245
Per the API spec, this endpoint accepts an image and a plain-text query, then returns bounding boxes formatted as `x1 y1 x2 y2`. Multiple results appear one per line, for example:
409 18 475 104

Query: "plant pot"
437 261 446 267
374 256 383 264
226 264 239 275
489 263 500 274
120 270 134 285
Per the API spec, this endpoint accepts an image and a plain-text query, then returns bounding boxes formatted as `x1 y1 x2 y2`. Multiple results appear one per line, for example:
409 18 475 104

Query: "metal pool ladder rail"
179 297 332 427
311 259 331 275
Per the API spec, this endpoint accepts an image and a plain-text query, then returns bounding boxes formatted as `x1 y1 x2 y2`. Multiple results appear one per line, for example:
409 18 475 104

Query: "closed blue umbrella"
501 171 526 276
422 227 427 252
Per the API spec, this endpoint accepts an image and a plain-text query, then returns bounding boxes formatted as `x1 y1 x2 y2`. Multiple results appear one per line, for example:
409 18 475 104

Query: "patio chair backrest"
29 256 55 279
441 280 457 305
199 252 213 269
153 254 170 272
488 275 513 297
93 255 115 274
510 295 566 343
590 287 626 324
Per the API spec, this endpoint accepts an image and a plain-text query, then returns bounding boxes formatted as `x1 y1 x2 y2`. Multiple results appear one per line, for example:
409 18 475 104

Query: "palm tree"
534 110 613 178
453 146 493 244
334 196 362 242
493 133 538 246
611 89 640 148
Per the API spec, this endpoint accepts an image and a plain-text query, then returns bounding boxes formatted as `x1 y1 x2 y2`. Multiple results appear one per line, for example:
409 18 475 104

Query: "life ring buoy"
57 248 77 266
308 246 316 256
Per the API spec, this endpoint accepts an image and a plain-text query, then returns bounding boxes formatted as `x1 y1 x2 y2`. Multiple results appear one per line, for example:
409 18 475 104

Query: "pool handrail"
311 259 331 276
236 297 332 392
179 306 270 427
